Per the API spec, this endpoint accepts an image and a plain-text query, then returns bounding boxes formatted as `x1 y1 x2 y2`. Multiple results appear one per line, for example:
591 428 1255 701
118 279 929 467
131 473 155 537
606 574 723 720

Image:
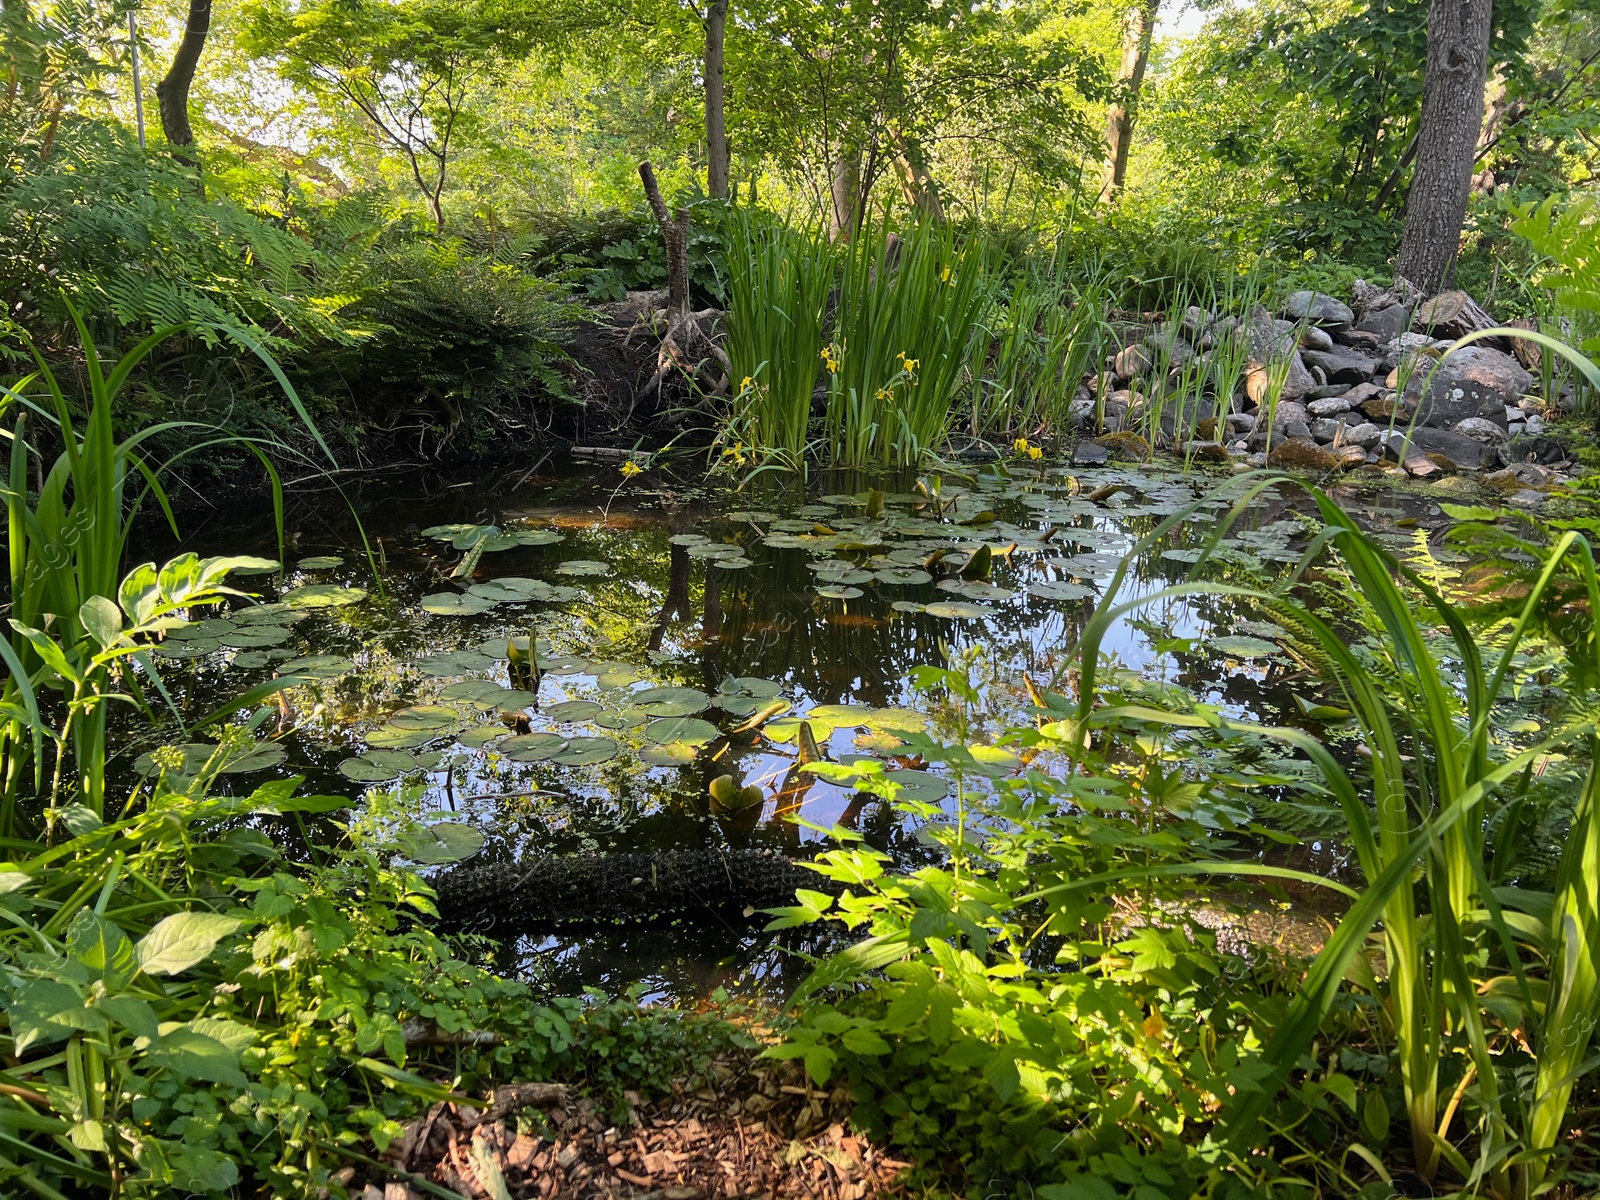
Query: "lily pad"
421 592 498 616
417 650 499 677
595 708 649 730
468 578 545 603
640 742 699 766
154 641 218 659
1029 580 1096 602
339 755 405 782
885 769 950 802
396 822 484 865
282 584 368 609
924 600 990 620
441 680 512 705
551 736 620 766
815 586 864 600
710 556 753 569
513 530 565 547
645 717 720 746
389 705 464 731
808 704 875 726
458 725 508 749
502 732 569 761
367 726 439 750
545 699 604 722
297 555 345 570
594 662 643 688
1212 636 1281 658
875 567 932 585
235 603 301 625
473 636 555 660
219 626 291 648
230 651 273 668
133 743 217 776
633 686 711 717
866 708 928 733
556 560 611 576
765 717 835 743
278 655 355 678
720 676 784 699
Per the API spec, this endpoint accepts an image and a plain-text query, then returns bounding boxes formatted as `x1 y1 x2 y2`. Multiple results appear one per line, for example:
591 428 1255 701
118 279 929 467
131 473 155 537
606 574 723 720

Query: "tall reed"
721 211 833 469
824 221 990 467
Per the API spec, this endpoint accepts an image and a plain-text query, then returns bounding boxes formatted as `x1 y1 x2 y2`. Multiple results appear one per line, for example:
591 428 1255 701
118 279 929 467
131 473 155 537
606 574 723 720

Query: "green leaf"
395 822 485 865
97 995 161 1040
8 979 102 1053
146 1026 247 1087
984 1053 1021 1100
67 910 138 991
135 912 245 976
79 596 122 648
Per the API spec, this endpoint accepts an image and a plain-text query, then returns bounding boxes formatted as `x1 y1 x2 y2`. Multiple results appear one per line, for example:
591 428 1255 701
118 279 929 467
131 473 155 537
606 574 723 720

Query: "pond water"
129 459 1450 997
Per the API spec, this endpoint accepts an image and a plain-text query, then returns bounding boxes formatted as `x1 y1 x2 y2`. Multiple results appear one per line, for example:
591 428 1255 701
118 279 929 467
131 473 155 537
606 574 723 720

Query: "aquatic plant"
720 211 833 470
0 302 330 836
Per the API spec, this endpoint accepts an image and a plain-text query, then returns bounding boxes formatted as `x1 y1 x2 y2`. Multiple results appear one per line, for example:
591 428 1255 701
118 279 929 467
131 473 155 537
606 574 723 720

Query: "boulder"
1335 328 1384 350
1302 346 1379 384
1181 306 1210 340
1343 422 1382 449
1226 411 1257 434
1340 381 1383 406
1267 438 1342 471
1380 427 1500 472
1245 306 1318 401
1308 395 1354 417
1186 441 1232 464
1452 417 1509 444
1355 303 1415 344
1360 395 1412 422
1300 326 1335 352
1114 343 1153 380
1282 291 1354 326
1072 440 1110 466
1311 416 1358 443
1402 345 1532 429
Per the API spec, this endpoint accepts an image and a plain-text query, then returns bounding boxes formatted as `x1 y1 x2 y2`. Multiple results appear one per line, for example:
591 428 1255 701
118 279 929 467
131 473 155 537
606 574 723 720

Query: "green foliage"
503 205 730 304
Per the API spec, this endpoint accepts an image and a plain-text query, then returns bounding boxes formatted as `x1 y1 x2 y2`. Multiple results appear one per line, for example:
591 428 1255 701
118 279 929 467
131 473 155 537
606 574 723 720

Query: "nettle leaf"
135 912 245 976
67 910 138 990
983 1052 1022 1101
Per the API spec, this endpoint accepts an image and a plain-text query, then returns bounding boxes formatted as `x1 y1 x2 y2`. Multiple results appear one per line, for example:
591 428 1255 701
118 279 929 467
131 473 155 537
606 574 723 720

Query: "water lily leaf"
725 510 779 523
133 743 218 775
765 717 835 743
924 601 990 620
545 699 604 722
366 726 439 750
815 586 863 600
1212 636 1280 658
417 650 499 677
669 533 711 546
763 534 812 549
645 717 719 746
495 690 538 712
513 529 565 546
866 708 928 733
278 655 355 678
633 686 711 717
235 603 302 626
551 736 619 766
502 732 570 761
297 556 344 570
468 578 545 603
339 756 403 782
710 556 753 569
389 705 463 731
875 567 932 585
640 742 698 766
889 600 926 613
594 662 643 688
396 823 483 865
687 542 744 560
555 560 610 576
1029 580 1095 602
808 704 874 727
441 680 511 705
473 636 555 660
542 657 591 676
421 523 484 541
421 592 498 616
885 770 949 802
155 641 218 659
218 626 290 648
854 731 903 753
219 742 286 774
595 708 648 730
458 725 507 749
1161 547 1206 564
230 651 272 668
720 676 784 698
281 584 368 609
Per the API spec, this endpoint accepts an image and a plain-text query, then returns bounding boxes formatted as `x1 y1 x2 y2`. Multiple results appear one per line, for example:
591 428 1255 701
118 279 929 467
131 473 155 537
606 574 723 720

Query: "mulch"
343 1057 913 1200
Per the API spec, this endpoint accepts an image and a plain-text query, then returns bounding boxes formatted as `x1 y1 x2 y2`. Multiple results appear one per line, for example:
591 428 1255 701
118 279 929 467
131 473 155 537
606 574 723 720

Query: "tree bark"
1394 0 1493 294
891 131 944 222
639 161 690 315
705 0 730 199
829 150 862 240
156 0 211 164
1100 0 1159 201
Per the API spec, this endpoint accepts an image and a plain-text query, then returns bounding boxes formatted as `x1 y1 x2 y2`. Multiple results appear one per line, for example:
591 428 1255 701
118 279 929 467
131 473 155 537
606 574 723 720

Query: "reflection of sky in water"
135 462 1343 996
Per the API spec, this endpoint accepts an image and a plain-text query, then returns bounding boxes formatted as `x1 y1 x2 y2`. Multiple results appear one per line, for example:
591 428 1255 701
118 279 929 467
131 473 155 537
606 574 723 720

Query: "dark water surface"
126 460 1448 997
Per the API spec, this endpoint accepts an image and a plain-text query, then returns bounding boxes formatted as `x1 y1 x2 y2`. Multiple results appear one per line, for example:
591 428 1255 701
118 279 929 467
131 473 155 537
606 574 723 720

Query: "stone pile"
1079 280 1565 479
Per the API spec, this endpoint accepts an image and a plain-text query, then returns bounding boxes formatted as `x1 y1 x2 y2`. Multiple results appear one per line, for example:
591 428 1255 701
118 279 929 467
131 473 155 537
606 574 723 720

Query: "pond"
129 458 1455 998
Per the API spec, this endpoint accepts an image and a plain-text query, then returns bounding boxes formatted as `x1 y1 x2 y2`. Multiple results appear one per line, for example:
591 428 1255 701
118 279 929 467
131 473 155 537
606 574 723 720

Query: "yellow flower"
619 459 644 478
1014 437 1030 454
1028 445 1043 461
740 376 753 390
941 265 952 283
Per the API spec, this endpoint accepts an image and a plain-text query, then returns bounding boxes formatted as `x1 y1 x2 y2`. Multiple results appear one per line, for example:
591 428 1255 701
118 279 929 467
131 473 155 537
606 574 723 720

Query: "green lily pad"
230 651 273 668
495 690 539 712
297 555 345 570
339 755 405 782
595 708 648 730
551 736 620 766
389 705 463 731
720 676 784 698
808 704 875 726
468 578 545 603
366 726 439 749
502 732 569 761
133 743 217 776
441 680 511 705
396 822 484 865
154 641 218 659
645 717 720 746
866 708 928 733
594 662 643 688
640 742 699 766
885 769 950 802
815 586 863 600
633 686 711 717
421 592 498 616
1212 636 1280 658
473 636 555 660
278 655 355 678
542 657 591 676
417 650 499 677
421 523 485 541
889 601 926 614
1029 580 1096 602
556 560 611 576
219 625 292 648
513 530 565 546
282 584 368 609
710 556 753 569
716 695 793 718
765 717 835 743
924 601 990 620
545 699 604 722
875 567 932 585
235 603 301 625
458 725 507 749
213 742 286 774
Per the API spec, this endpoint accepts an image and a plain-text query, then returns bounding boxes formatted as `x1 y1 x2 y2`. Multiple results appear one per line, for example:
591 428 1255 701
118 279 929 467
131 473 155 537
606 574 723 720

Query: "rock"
1402 345 1532 429
1067 391 1097 431
1340 382 1383 406
1335 444 1368 469
1403 453 1442 479
1311 416 1357 442
1355 303 1415 344
1114 343 1153 380
1284 418 1312 440
1187 441 1232 463
1415 289 1504 346
1508 489 1547 511
1335 328 1384 350
1300 326 1335 352
1308 396 1355 417
1360 395 1412 422
1094 431 1151 461
1072 440 1110 466
1301 346 1380 385
1267 438 1342 471
1182 306 1210 340
1505 317 1542 371
1343 422 1382 449
1282 290 1354 326
1452 417 1509 444
1212 315 1240 341
1196 416 1223 440
1226 412 1257 434
1525 413 1546 434
1381 427 1500 472
1502 435 1568 466
1246 306 1317 401
1247 452 1268 467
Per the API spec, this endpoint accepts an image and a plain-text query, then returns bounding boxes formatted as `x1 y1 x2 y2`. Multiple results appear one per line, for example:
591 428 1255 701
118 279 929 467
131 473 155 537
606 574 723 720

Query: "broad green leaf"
135 912 245 976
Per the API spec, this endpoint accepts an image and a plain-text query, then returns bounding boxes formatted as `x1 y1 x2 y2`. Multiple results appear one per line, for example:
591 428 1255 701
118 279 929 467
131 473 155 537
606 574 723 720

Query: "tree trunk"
891 132 944 222
705 0 730 199
156 0 211 165
639 161 691 315
1100 0 1159 200
1394 0 1492 294
830 150 862 240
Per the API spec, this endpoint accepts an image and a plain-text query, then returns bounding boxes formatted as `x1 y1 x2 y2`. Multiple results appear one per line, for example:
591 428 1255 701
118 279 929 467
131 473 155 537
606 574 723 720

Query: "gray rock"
1508 489 1547 511
1340 381 1383 406
1355 303 1415 344
1302 346 1379 385
1247 452 1268 468
1308 396 1355 417
1072 441 1110 466
1452 417 1509 444
1381 427 1500 471
1246 306 1317 401
1344 422 1382 449
1299 326 1335 352
1505 405 1523 422
1284 419 1312 440
1182 306 1210 340
1403 346 1532 429
1067 391 1097 431
1226 412 1257 434
1114 343 1153 380
1283 290 1354 326
1311 416 1356 442
1525 414 1546 434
